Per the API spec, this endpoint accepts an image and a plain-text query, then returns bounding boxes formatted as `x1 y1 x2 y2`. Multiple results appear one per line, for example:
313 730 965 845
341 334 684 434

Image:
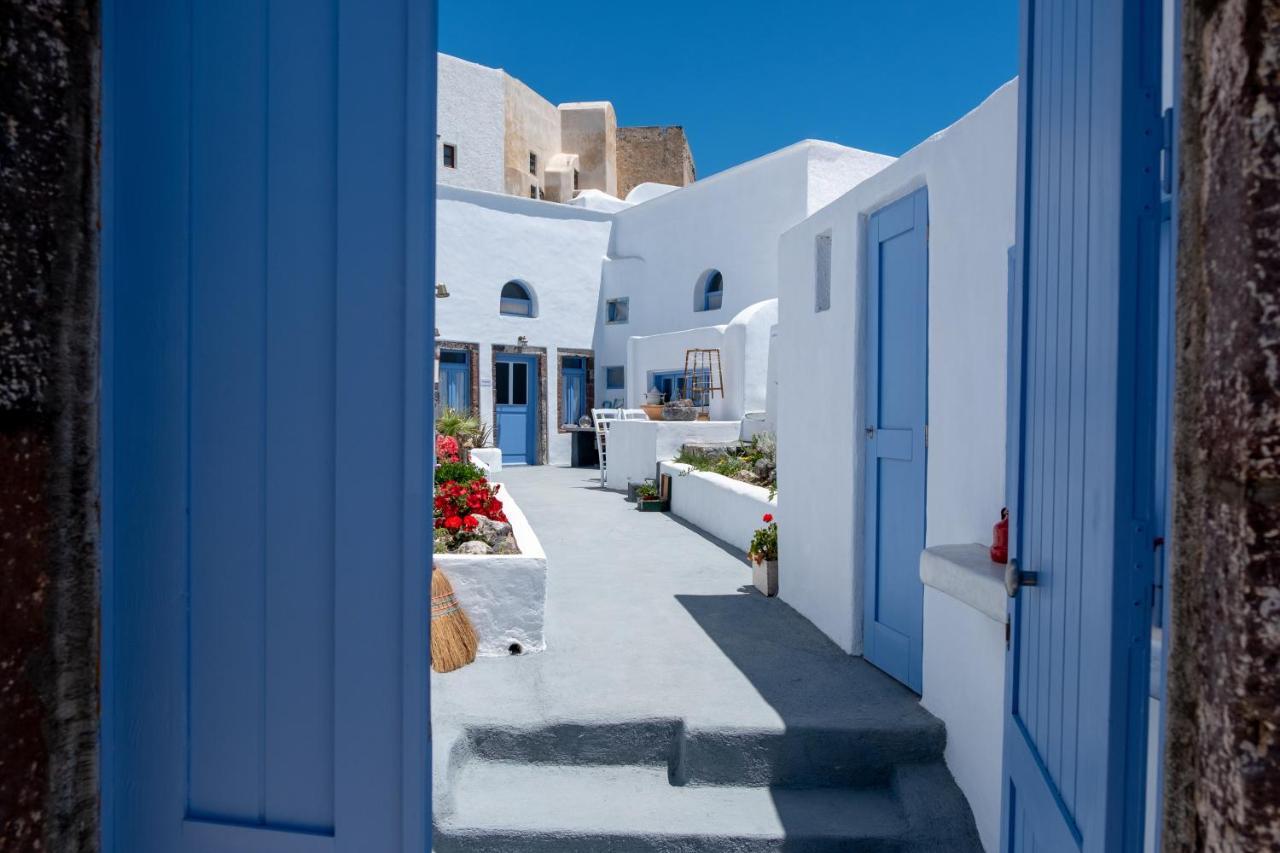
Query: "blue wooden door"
562 357 587 426
495 355 537 464
862 187 929 693
1002 1 1162 850
101 2 434 851
440 349 472 413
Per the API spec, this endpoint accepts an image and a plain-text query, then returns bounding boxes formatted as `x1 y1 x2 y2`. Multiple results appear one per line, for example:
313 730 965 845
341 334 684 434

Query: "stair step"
435 761 911 853
463 717 946 787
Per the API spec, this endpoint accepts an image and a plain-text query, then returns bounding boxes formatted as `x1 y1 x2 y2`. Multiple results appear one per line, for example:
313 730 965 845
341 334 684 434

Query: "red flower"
762 513 773 523
444 515 462 531
462 515 479 530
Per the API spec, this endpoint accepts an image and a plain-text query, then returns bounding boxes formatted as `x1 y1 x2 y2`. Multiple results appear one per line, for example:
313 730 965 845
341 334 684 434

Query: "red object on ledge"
990 507 1009 564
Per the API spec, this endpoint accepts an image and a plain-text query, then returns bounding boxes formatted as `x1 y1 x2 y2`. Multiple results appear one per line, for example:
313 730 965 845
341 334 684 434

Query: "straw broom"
431 566 478 673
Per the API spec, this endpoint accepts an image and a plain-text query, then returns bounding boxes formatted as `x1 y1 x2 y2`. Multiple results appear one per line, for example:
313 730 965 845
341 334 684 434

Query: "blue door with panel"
862 187 929 693
562 357 587 426
495 354 538 464
1001 0 1162 850
440 348 472 413
102 1 433 851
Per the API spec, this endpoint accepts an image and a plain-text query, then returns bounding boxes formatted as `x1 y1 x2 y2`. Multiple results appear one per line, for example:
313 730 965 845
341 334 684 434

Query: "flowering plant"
436 434 461 464
433 477 507 545
749 513 777 563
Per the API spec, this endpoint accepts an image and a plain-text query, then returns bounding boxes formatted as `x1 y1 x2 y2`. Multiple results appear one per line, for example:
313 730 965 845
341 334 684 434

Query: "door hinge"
1161 107 1174 196
924 424 929 448
1005 618 1011 650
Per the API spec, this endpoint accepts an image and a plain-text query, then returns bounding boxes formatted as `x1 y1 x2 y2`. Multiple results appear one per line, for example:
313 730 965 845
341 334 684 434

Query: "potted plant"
635 479 668 512
749 513 778 596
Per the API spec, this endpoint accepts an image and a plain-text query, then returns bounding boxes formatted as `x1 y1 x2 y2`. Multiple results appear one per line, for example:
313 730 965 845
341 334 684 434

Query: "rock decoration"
663 399 697 421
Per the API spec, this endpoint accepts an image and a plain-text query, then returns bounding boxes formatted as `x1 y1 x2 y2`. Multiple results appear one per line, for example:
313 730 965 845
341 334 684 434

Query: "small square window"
605 366 625 389
529 152 538 175
530 185 538 199
573 169 580 191
442 143 457 169
606 297 629 324
815 231 832 312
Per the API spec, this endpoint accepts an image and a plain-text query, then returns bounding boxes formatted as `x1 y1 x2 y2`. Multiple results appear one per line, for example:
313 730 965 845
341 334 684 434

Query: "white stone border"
660 461 776 557
434 483 547 656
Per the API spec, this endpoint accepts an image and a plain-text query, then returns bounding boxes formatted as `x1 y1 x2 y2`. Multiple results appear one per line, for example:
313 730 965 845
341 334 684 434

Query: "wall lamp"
435 282 450 298
517 335 528 349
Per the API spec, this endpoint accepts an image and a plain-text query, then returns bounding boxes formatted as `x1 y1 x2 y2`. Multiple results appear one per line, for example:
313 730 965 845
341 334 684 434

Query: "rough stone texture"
1164 1 1280 850
0 1 100 851
616 126 696 200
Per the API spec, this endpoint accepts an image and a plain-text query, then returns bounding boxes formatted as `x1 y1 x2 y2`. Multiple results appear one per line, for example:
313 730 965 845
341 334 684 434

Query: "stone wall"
1164 0 1280 849
616 125 696 199
0 1 101 851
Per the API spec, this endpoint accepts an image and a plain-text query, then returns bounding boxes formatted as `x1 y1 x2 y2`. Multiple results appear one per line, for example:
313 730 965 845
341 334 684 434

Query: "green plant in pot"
635 479 667 512
749 513 778 597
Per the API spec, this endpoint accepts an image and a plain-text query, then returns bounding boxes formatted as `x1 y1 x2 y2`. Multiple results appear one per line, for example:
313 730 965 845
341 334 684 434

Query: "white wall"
661 461 777 556
921 587 1005 853
603 420 742 491
775 81 1018 653
623 300 777 422
595 142 893 410
436 185 614 465
437 54 505 194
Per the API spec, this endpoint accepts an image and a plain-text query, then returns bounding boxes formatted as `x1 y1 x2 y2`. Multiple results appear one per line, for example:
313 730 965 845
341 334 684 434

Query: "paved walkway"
431 465 982 851
432 464 930 731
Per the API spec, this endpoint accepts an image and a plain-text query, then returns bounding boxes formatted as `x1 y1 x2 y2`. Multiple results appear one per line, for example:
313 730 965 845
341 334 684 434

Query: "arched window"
696 269 723 312
500 280 536 317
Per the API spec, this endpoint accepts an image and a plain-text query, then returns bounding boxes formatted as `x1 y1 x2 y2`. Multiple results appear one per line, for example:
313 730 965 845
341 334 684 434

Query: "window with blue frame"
649 368 712 405
561 355 588 426
500 280 535 317
605 365 625 390
695 269 724 312
606 297 629 324
439 348 472 413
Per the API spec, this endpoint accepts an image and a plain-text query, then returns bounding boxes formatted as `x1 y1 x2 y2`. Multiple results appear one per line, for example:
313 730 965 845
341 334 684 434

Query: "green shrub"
434 459 485 487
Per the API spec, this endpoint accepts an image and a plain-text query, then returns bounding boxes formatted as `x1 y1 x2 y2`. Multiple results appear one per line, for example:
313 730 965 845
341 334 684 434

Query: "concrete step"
462 717 946 788
433 761 913 853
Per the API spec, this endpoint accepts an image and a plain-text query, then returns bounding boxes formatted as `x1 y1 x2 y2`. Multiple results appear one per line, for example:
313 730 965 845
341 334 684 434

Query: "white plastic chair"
591 408 623 485
620 408 651 420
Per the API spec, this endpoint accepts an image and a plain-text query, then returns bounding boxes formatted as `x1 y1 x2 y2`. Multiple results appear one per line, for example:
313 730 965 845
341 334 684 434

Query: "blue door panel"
103 1 433 850
496 354 538 465
862 187 929 694
1002 1 1162 850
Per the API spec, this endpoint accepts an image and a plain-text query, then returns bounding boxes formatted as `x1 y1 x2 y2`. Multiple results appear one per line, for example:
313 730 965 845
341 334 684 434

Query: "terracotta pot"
751 556 778 597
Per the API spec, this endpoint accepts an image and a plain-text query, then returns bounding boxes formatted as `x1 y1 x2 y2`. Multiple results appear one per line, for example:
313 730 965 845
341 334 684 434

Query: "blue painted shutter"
1001 1 1162 850
102 2 433 851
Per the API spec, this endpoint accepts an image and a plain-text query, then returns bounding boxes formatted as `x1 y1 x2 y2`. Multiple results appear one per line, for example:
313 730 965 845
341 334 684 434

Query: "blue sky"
440 1 1019 178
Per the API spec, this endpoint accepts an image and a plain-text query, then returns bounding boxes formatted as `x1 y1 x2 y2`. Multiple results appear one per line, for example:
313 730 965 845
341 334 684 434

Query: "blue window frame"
650 368 712 405
696 269 723 312
605 365 625 390
439 348 471 413
561 356 587 426
500 280 535 317
606 297 629 324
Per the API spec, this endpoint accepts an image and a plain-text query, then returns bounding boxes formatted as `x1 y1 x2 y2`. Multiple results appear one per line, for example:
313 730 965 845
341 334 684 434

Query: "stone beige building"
616 126 696 199
437 53 693 203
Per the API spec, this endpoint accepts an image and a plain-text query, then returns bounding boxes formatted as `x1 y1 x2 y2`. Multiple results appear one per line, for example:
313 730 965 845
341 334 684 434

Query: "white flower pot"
752 558 778 597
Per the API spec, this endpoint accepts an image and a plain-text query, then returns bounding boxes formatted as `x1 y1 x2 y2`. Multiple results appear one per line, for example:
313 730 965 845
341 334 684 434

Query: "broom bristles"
431 567 478 673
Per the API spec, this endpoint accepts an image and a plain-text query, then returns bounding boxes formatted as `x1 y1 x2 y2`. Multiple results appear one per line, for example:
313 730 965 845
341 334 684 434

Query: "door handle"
1004 558 1040 597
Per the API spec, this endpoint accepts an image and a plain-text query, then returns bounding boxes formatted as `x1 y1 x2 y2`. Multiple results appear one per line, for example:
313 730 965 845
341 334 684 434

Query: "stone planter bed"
435 483 548 656
660 461 777 560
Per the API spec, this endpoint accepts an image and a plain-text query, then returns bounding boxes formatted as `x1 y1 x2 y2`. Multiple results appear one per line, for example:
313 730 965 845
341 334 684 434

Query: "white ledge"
919 544 1008 623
